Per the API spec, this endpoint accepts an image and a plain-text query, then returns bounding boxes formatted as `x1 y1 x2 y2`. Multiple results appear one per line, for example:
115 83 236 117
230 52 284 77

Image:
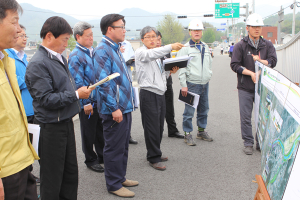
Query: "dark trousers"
140 89 166 163
27 115 34 124
165 76 179 135
101 112 131 192
2 166 38 200
238 89 258 147
37 120 78 200
79 108 104 166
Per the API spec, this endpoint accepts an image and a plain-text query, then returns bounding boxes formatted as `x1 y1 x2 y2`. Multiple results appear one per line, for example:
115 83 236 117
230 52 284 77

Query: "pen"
88 103 94 119
111 121 117 128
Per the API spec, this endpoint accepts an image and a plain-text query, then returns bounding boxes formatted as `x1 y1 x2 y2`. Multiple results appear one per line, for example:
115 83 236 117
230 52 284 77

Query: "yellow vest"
0 50 39 178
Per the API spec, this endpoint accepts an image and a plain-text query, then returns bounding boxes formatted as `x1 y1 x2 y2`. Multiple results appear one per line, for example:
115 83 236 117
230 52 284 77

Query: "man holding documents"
93 14 138 198
25 17 93 199
135 26 183 171
157 31 184 139
177 19 213 146
68 21 105 173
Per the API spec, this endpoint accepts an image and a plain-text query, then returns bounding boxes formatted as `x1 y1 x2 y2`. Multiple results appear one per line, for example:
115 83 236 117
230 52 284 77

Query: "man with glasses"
93 14 138 198
156 31 184 139
177 19 213 146
5 24 40 185
135 26 183 171
230 13 277 155
5 25 34 123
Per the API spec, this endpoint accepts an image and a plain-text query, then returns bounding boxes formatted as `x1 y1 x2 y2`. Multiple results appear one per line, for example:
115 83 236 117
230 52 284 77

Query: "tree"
93 41 98 48
202 28 215 44
68 36 76 51
157 14 185 44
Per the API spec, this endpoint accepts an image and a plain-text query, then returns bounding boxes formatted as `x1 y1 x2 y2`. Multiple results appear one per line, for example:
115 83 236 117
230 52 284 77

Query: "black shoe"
87 164 104 173
168 132 184 139
129 137 138 144
256 144 261 151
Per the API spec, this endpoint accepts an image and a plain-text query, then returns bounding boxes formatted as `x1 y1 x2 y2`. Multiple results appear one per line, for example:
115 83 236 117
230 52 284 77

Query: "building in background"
261 26 277 44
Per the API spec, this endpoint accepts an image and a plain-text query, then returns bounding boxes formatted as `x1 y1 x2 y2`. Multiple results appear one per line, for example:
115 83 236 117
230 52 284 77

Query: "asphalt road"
33 50 261 200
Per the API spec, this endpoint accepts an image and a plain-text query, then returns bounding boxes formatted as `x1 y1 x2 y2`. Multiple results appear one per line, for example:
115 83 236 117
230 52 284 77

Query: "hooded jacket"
230 36 277 93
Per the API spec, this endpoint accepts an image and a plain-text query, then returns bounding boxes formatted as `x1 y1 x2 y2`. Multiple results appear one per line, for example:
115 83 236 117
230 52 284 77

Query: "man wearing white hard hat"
177 19 213 146
230 13 277 155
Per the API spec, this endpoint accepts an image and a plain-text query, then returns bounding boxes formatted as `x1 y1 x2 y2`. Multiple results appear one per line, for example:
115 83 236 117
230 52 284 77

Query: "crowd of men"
0 0 277 199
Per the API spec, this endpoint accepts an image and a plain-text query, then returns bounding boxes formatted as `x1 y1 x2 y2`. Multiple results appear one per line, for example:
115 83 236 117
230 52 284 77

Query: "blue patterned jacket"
68 43 96 108
93 36 134 115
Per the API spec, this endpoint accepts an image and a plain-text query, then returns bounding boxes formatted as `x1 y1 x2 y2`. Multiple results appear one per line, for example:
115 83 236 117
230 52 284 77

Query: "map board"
255 62 300 200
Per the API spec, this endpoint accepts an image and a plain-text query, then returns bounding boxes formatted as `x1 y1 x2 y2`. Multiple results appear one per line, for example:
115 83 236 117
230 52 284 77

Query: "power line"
24 9 216 18
262 2 300 20
24 9 171 17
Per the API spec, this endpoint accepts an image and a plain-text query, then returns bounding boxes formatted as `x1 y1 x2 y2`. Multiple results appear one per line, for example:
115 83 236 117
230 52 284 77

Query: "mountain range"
19 3 296 42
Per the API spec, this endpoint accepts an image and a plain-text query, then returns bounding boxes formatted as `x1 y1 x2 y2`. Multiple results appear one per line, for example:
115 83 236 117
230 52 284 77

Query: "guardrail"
275 31 300 84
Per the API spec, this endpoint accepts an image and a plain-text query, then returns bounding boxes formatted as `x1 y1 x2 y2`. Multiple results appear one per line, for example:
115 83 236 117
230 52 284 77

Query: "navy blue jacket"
93 36 134 115
68 43 96 109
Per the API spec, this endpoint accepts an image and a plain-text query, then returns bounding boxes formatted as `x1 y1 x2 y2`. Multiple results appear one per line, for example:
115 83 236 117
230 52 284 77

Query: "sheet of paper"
133 87 139 108
178 90 200 109
28 124 40 156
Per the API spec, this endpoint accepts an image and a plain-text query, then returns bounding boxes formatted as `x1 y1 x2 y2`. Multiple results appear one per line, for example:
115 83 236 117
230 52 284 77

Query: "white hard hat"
188 19 204 30
246 13 264 26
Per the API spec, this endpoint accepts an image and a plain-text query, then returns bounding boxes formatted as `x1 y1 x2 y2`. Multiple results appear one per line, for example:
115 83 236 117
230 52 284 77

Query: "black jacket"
230 36 277 93
160 53 173 86
25 45 81 123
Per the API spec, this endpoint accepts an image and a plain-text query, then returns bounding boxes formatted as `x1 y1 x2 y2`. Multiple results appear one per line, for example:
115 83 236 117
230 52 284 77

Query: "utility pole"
278 6 284 44
252 0 255 13
292 0 296 37
240 3 249 36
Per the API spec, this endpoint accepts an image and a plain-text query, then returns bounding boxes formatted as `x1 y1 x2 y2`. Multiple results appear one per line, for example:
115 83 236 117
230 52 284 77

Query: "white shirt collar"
42 45 64 64
12 48 25 60
88 47 93 57
0 51 4 60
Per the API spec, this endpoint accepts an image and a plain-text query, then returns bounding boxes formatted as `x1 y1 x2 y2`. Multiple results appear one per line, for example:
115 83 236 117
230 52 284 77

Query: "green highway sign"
215 3 240 18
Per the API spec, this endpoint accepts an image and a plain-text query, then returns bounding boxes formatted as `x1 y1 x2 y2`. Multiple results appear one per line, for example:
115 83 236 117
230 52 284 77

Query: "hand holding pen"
88 103 94 119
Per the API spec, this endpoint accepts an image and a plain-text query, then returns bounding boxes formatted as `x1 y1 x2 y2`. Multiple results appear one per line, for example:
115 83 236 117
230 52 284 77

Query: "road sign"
215 3 240 18
221 23 227 26
217 28 226 31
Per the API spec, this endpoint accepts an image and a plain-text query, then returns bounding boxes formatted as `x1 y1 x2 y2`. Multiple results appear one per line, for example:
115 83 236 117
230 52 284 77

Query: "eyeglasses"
19 34 29 39
111 26 126 30
143 36 157 40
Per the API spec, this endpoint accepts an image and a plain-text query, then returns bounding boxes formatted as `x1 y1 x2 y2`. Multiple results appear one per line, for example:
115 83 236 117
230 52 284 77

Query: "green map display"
255 63 300 200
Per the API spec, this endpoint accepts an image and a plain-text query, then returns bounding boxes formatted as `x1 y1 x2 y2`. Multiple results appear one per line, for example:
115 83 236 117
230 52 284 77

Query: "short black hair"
232 43 234 45
20 24 25 30
0 0 23 21
157 31 162 38
40 16 73 39
100 14 125 35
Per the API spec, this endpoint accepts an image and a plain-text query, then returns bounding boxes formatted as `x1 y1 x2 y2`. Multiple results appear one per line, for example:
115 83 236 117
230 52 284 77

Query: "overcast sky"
16 0 293 20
